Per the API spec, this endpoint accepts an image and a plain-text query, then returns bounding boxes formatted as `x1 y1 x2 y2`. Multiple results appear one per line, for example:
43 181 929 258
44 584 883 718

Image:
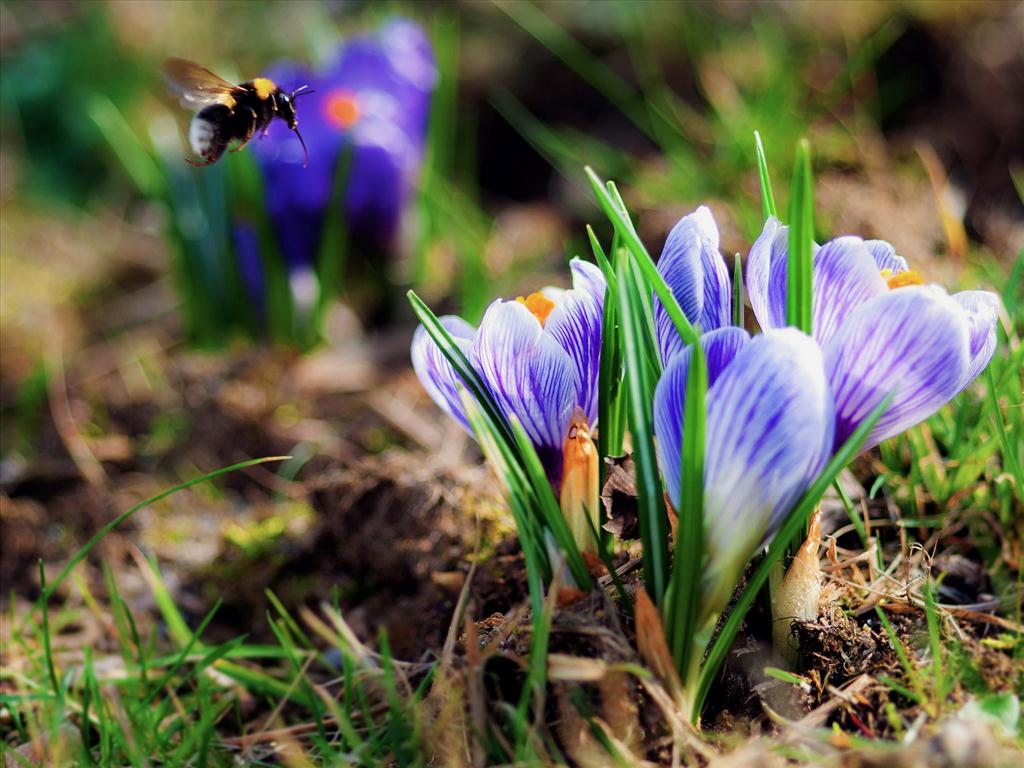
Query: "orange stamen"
516 291 556 327
881 268 924 290
324 91 360 130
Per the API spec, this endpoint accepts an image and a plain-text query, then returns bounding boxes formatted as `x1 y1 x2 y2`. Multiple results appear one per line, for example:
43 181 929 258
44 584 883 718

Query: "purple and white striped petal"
810 237 888 348
745 216 790 333
825 286 970 451
953 290 1001 391
545 287 603 425
411 316 477 435
472 300 578 468
653 327 752 512
703 327 751 388
569 257 607 307
865 240 909 275
654 329 833 616
704 329 833 554
654 207 731 363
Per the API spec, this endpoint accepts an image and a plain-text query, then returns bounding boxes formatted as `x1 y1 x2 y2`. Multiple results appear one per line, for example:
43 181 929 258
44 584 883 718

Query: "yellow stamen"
881 268 924 290
516 291 556 327
560 409 600 555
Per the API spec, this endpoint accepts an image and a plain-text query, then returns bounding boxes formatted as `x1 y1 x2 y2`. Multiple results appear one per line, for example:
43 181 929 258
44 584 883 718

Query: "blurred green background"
1 0 1021 523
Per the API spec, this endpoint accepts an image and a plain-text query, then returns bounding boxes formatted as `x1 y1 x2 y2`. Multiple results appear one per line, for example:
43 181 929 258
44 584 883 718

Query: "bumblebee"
164 57 311 167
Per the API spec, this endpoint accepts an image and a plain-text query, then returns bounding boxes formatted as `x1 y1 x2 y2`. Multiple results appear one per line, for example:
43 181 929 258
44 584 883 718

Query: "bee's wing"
164 58 243 110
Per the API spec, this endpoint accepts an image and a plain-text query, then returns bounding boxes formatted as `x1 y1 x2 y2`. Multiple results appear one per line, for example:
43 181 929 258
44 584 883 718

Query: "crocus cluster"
412 259 606 553
412 204 1000 611
651 206 998 613
237 19 436 312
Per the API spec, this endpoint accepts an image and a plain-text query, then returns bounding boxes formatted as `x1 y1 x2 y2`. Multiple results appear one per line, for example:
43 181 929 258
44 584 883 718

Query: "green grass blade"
462 396 548 615
694 391 894 720
987 366 1024 504
143 599 222 706
667 339 706 678
754 131 777 220
615 259 669 604
407 290 516 447
586 167 700 349
26 456 289 626
732 253 745 328
786 139 814 334
87 94 163 198
598 276 625 464
587 225 616 289
507 417 593 588
496 1 659 144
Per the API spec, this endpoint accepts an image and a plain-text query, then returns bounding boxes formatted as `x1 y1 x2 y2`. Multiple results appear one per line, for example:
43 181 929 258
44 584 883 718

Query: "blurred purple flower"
746 217 1000 451
253 19 437 271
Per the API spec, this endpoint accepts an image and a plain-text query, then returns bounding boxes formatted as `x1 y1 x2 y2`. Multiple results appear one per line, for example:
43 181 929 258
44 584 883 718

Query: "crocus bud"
771 508 822 667
560 409 600 554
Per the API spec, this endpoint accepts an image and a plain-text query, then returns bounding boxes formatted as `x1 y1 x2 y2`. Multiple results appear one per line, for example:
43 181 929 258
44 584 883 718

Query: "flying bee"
164 57 312 167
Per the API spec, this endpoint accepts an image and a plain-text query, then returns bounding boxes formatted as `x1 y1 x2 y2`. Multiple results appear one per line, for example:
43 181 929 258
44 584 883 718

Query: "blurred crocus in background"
412 259 606 553
241 18 437 325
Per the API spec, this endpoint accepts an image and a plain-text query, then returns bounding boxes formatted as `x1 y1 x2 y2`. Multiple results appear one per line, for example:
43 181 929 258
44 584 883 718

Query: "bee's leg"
230 107 260 153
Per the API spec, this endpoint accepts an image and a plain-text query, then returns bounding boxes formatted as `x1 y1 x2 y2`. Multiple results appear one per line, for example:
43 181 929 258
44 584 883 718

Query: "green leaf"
666 338 706 678
694 391 894 721
585 167 700 350
87 94 164 198
462 395 548 615
407 290 515 447
508 418 592 588
764 666 804 685
786 139 814 334
615 258 669 604
26 456 289 627
732 253 745 328
987 366 1024 505
754 131 777 220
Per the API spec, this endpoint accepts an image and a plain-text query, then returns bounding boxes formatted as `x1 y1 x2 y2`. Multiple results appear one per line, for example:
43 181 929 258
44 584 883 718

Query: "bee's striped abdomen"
190 104 234 164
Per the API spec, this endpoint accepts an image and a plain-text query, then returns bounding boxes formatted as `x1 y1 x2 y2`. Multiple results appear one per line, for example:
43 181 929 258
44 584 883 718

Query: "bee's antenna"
291 85 314 99
294 126 309 168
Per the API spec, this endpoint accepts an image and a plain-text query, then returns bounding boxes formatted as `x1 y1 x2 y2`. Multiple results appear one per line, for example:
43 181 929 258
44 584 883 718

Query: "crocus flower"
653 206 732 364
412 259 606 553
653 328 834 617
253 19 436 271
746 218 1000 450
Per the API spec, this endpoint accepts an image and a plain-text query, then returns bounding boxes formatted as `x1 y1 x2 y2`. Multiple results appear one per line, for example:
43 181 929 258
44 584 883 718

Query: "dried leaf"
557 586 589 608
548 653 608 682
601 455 639 539
634 587 683 696
600 670 642 754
